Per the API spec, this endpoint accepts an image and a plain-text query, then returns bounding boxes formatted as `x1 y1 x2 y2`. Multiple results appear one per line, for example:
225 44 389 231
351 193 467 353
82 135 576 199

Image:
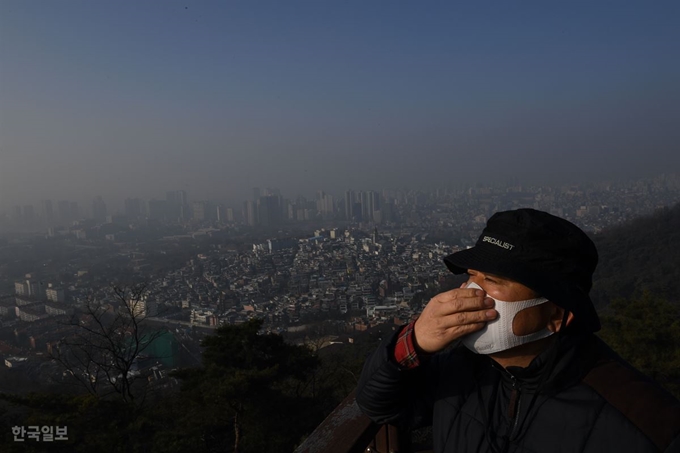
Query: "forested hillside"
591 202 680 308
592 202 680 398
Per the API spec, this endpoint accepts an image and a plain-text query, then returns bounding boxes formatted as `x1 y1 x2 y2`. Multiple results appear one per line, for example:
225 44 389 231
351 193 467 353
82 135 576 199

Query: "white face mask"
462 282 554 354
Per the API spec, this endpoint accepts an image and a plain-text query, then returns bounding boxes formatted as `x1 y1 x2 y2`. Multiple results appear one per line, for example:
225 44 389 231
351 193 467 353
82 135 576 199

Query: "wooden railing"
295 389 431 453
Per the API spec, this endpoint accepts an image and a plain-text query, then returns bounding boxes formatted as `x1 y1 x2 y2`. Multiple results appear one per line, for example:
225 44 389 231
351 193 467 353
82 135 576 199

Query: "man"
356 209 680 452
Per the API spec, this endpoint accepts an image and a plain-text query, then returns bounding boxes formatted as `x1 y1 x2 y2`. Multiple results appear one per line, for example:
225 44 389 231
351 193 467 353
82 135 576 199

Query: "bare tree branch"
50 283 168 408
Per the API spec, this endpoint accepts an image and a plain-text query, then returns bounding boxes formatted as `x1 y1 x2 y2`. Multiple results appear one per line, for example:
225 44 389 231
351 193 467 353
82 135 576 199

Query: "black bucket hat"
443 208 600 332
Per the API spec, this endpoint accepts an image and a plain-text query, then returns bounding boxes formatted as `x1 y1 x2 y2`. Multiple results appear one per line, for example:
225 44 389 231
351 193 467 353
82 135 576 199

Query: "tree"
599 291 680 398
52 284 166 407
0 317 360 452
169 319 321 453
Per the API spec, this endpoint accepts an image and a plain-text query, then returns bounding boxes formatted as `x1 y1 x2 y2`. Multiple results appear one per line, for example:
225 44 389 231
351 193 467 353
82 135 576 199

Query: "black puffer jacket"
356 329 680 453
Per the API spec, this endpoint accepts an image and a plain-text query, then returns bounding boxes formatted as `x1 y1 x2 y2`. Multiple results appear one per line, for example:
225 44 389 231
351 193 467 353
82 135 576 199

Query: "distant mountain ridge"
590 202 680 308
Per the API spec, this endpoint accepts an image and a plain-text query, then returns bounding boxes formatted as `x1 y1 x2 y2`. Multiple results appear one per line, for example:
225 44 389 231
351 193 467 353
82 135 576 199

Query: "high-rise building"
128 295 155 318
165 190 187 221
46 284 65 302
352 191 381 222
360 192 370 221
257 195 281 227
243 201 257 226
14 281 28 296
130 295 158 318
345 190 354 220
193 201 207 221
281 198 292 220
370 191 381 221
16 276 45 299
192 201 216 222
174 190 188 220
216 204 225 223
317 192 335 217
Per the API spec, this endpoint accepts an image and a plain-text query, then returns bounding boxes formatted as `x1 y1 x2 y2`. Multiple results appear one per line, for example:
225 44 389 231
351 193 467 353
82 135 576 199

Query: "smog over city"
1 3 680 452
1 2 679 212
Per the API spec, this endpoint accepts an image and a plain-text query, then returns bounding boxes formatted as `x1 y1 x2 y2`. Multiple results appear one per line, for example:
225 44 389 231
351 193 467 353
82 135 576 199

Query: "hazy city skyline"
2 2 679 209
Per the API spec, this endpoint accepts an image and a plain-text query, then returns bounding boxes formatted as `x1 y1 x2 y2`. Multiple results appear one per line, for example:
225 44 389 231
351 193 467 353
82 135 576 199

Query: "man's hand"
413 285 497 354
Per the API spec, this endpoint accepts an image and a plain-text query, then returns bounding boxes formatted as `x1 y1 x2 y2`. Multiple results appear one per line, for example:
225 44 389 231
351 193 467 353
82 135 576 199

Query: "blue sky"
1 1 679 207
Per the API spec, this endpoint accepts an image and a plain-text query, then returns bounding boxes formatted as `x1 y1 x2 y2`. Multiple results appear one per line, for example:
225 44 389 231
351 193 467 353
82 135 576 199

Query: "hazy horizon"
2 2 679 210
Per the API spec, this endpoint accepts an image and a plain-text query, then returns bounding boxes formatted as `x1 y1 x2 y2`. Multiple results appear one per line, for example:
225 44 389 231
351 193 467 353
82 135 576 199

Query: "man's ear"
547 304 574 333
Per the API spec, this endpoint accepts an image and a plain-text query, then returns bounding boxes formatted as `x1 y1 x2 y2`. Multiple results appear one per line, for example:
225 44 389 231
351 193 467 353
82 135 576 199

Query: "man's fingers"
438 308 497 329
440 287 485 299
449 321 488 337
436 293 494 316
